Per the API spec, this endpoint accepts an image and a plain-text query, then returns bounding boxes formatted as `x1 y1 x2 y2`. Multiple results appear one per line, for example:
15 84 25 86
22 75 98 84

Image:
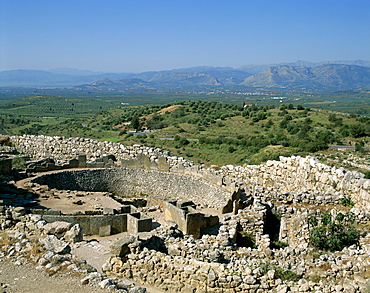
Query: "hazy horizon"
1 0 369 73
1 59 370 75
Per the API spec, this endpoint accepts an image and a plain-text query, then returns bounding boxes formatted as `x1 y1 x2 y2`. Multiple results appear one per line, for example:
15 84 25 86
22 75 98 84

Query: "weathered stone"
43 221 72 238
99 279 114 289
110 235 137 257
116 279 135 290
128 286 146 293
39 235 71 254
29 214 42 222
12 207 26 220
63 224 83 243
99 225 111 237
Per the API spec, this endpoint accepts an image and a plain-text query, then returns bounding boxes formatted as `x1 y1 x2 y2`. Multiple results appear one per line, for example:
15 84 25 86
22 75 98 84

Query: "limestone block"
68 158 79 168
43 221 72 238
40 235 71 254
363 179 370 190
128 286 147 293
11 207 26 220
110 234 137 257
78 154 87 168
64 224 83 243
99 279 114 289
103 207 115 215
116 279 135 290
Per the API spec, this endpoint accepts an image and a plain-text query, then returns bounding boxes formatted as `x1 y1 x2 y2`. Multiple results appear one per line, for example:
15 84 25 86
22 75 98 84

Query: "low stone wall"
164 201 219 239
31 206 152 235
43 213 128 235
127 213 152 234
30 168 232 210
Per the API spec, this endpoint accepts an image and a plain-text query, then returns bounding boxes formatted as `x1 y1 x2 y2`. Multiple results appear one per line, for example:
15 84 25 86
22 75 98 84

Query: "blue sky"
0 0 369 72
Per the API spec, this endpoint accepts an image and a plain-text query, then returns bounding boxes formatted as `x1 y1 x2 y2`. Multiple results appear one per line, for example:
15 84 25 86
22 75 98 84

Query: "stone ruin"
164 201 219 239
1 134 370 292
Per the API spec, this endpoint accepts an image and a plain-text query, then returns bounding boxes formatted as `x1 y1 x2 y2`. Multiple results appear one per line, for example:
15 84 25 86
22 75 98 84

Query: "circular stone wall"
31 168 231 209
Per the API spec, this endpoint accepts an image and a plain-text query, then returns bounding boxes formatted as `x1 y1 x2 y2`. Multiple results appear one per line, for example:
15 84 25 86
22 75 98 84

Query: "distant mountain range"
241 64 370 89
237 60 370 74
1 60 370 90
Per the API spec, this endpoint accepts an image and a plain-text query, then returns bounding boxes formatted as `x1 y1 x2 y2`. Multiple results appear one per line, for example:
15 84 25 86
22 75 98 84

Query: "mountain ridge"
0 60 370 90
241 64 370 89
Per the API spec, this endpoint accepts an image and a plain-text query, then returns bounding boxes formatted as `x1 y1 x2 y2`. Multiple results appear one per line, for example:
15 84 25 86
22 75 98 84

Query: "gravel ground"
0 257 165 293
0 258 110 293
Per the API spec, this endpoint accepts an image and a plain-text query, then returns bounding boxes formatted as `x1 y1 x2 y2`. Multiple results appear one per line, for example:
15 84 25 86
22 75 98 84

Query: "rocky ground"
0 258 111 293
0 223 165 293
2 150 370 292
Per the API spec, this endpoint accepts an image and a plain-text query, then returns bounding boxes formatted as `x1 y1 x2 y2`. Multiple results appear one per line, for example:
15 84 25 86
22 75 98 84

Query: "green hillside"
3 97 368 167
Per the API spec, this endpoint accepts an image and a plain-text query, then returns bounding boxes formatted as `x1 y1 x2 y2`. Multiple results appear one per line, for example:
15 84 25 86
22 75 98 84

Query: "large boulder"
129 287 147 293
40 235 71 254
11 207 26 220
63 224 83 243
43 221 72 238
110 234 137 257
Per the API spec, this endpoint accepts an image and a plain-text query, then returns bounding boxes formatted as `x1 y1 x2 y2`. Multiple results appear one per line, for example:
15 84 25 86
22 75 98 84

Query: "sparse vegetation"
270 240 289 249
260 262 300 282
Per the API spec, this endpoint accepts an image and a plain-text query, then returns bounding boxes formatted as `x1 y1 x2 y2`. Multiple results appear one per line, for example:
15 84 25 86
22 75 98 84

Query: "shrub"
349 123 369 138
228 146 236 153
309 211 359 252
12 156 26 170
355 142 364 153
260 262 300 282
340 196 355 207
363 171 370 179
130 116 141 130
271 240 289 249
0 136 13 146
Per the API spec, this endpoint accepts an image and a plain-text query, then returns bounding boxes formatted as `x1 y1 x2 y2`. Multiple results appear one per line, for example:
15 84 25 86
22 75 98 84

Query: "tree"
265 119 274 129
349 123 368 138
355 142 364 153
131 116 140 131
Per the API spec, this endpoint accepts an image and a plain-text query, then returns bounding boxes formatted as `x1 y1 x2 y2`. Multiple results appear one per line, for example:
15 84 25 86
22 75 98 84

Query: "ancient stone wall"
8 135 167 164
6 135 370 212
164 201 219 239
30 168 231 210
30 206 152 235
221 156 370 211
